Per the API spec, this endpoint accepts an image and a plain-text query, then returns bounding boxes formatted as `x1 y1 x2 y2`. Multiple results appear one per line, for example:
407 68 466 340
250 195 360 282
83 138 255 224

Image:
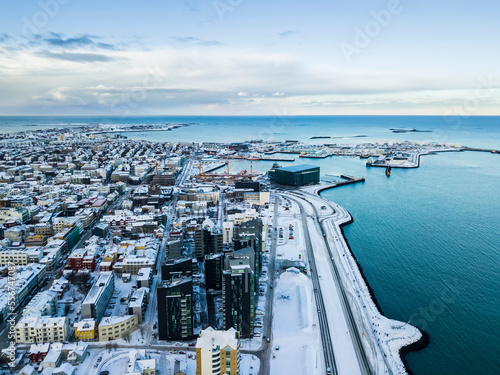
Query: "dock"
203 162 227 173
302 177 366 195
257 157 295 162
462 147 498 154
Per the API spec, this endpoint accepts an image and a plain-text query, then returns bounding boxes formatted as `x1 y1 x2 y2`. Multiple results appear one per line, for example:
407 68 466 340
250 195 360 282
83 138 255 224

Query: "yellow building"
98 315 138 341
74 319 97 341
196 327 240 375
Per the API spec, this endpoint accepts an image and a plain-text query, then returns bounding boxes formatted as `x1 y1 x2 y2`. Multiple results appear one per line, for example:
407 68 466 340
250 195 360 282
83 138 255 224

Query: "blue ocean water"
1 115 500 149
1 116 499 374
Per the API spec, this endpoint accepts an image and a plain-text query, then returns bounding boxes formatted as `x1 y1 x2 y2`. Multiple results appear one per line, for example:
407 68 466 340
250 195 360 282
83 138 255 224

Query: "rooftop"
196 327 239 350
275 164 319 173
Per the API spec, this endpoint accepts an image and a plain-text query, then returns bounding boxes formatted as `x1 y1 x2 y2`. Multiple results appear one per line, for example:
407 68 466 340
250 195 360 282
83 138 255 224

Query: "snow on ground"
301 191 422 374
276 218 305 262
270 268 324 375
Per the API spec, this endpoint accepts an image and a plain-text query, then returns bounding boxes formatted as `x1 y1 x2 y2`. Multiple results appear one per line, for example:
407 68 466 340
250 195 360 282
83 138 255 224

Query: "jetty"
462 147 499 154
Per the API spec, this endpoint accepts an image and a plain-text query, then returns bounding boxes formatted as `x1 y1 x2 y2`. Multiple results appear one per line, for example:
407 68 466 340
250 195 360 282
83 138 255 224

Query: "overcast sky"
1 0 500 115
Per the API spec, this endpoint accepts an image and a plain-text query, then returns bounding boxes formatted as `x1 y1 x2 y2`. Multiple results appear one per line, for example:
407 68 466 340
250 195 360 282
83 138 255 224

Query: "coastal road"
280 193 338 375
285 191 374 375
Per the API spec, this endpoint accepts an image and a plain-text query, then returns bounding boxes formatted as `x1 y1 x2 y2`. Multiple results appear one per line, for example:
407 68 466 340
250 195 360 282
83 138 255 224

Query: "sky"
1 0 500 116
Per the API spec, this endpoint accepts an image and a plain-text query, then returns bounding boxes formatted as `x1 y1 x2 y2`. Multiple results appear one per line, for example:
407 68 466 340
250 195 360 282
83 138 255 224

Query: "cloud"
36 50 118 63
32 87 87 105
2 38 500 115
44 35 117 50
0 33 118 53
169 36 224 46
278 30 297 39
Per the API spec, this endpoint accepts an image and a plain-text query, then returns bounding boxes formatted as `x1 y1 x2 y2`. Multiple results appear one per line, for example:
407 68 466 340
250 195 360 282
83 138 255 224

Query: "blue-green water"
320 152 500 375
1 115 500 149
1 116 499 374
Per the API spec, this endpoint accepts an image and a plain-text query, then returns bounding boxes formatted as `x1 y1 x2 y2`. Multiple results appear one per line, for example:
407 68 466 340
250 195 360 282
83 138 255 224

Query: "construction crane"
199 161 207 182
48 203 61 236
226 154 230 185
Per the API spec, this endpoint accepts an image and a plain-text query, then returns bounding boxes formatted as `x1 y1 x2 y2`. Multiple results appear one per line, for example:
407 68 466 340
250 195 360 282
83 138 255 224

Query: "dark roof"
276 164 319 172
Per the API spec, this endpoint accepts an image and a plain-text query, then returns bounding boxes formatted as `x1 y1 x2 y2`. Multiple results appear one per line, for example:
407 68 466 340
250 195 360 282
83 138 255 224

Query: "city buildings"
73 319 97 341
15 315 69 344
222 261 255 338
194 218 223 259
98 315 138 341
157 276 194 341
128 287 149 323
81 272 114 322
268 164 320 186
196 327 240 375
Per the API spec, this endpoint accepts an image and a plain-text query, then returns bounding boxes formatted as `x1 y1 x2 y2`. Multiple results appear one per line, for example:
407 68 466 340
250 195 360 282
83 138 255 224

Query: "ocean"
1 115 499 374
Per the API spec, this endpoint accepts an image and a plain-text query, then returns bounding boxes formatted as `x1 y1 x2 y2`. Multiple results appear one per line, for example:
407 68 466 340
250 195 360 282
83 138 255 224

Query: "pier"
252 157 295 162
462 147 499 154
300 177 365 195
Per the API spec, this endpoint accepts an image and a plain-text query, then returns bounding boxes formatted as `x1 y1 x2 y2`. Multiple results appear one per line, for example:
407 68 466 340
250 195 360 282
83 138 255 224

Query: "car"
169 350 178 354
188 343 196 347
94 363 98 368
100 372 109 375
97 356 102 362
175 342 182 346
275 345 280 350
179 351 186 354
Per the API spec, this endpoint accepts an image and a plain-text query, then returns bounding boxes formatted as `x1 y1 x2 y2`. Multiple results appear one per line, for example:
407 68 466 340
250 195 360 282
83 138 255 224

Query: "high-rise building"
161 258 193 281
222 261 255 338
166 238 182 260
233 218 263 278
195 219 223 259
157 276 194 340
196 327 240 375
205 253 224 292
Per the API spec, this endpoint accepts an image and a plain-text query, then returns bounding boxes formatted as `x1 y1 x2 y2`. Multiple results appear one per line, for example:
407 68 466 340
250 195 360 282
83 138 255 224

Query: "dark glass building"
268 164 320 186
222 262 255 338
157 276 194 340
161 258 193 281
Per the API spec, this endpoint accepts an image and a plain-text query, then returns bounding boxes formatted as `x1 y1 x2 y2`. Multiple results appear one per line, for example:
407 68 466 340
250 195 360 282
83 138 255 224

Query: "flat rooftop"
275 164 319 172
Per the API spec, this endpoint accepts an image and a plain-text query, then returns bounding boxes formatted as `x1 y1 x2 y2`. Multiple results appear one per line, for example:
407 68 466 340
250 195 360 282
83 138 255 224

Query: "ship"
385 166 391 177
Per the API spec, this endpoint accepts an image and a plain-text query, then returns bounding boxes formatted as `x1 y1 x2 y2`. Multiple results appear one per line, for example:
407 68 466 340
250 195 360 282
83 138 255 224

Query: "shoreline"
336 219 430 375
312 183 428 374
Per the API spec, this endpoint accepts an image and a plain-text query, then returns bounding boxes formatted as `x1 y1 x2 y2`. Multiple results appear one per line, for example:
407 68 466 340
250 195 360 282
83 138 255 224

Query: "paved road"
282 193 338 375
288 191 373 375
258 194 279 375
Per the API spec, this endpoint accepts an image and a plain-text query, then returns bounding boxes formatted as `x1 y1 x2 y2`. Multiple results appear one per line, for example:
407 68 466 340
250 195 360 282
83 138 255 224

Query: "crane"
48 203 61 236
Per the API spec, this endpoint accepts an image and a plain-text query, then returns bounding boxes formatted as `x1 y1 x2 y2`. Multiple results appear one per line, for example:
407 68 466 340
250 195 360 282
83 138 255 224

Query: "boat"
385 166 391 177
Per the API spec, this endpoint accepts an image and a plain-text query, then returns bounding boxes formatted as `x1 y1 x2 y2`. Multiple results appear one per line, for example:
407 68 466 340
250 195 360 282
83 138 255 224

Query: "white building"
81 272 114 322
15 315 69 344
196 327 240 375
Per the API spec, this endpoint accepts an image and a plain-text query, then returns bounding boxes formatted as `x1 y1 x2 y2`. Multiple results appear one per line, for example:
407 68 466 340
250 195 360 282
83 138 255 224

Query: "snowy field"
270 268 324 375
